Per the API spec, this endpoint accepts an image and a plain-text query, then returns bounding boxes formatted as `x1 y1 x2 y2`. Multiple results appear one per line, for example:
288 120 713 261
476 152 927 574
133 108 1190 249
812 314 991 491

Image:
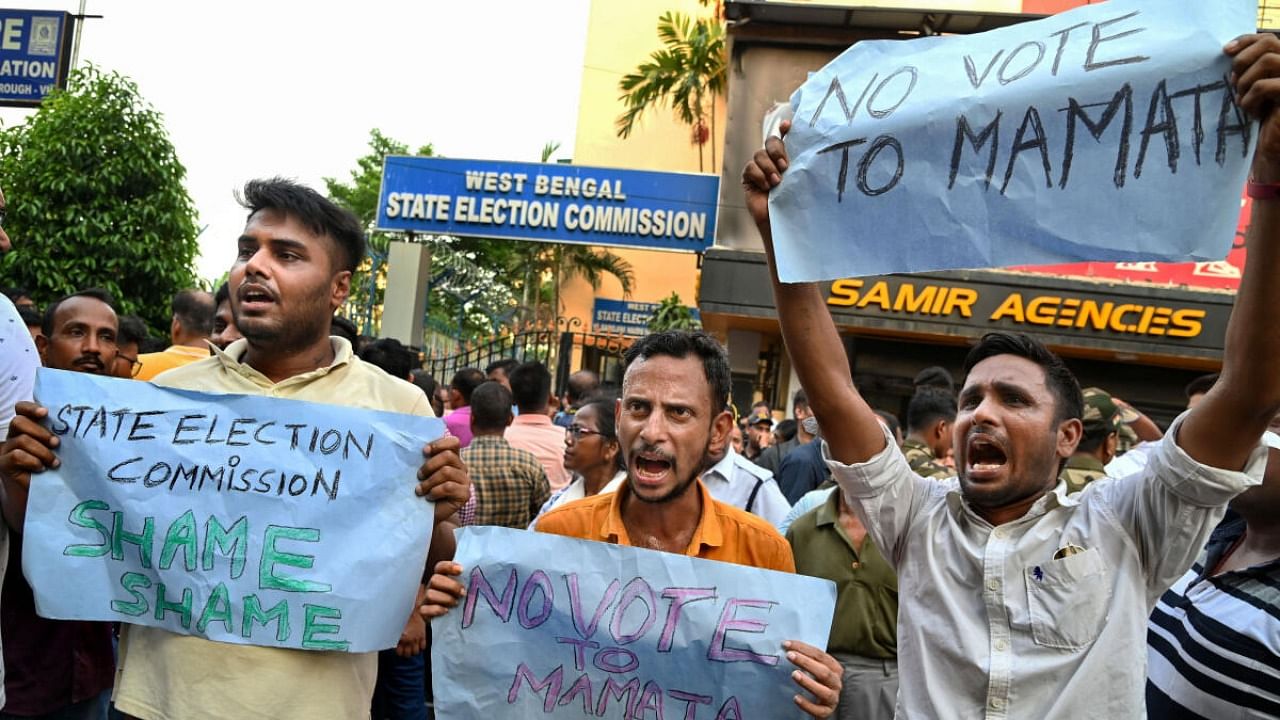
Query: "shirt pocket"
1023 548 1111 650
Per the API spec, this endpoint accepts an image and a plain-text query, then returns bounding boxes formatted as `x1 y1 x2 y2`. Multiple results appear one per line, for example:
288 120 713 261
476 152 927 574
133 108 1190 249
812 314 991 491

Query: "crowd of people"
0 30 1277 720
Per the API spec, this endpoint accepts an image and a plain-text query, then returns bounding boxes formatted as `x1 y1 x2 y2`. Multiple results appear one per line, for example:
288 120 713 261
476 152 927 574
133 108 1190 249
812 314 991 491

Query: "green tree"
616 11 726 171
647 292 701 332
0 65 199 332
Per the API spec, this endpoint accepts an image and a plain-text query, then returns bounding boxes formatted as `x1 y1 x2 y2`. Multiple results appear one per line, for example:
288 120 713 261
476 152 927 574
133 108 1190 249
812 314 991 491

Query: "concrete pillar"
380 240 431 346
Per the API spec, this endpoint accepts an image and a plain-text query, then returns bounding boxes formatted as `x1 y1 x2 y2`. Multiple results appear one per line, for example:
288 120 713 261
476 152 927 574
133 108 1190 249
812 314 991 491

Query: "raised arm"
742 122 887 464
1179 35 1280 469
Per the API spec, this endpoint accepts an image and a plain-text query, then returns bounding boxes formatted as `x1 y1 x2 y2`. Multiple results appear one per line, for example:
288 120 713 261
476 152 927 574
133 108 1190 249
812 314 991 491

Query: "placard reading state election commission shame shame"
23 369 443 653
768 0 1256 282
431 527 836 720
377 157 720 253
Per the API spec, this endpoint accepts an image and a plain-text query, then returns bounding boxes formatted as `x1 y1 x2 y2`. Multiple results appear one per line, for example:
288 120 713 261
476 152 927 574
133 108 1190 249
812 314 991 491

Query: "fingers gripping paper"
432 526 837 720
23 368 444 653
768 0 1256 282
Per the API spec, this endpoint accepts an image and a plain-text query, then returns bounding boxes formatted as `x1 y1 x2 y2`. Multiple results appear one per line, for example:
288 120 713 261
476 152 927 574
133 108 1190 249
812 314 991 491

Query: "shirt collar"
814 488 841 528
166 344 212 358
945 482 1069 527
210 336 353 387
512 413 553 427
703 447 738 482
600 477 724 555
470 434 508 446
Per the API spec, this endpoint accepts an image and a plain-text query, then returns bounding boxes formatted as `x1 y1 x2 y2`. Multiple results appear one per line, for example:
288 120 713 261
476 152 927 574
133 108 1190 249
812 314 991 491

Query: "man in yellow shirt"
135 289 215 380
0 179 470 720
425 330 843 718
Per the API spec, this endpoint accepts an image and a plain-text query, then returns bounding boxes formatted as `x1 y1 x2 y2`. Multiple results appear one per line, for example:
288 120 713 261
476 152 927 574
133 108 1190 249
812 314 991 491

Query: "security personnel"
1060 387 1121 494
702 440 792 528
902 388 955 479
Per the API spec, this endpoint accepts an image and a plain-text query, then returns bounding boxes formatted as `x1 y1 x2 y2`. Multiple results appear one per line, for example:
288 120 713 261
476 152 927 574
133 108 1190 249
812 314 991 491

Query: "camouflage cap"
1081 387 1120 438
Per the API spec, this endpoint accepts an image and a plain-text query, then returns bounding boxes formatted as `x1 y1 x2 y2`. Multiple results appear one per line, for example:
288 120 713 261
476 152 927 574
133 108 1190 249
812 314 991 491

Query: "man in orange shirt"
136 289 215 380
424 330 842 718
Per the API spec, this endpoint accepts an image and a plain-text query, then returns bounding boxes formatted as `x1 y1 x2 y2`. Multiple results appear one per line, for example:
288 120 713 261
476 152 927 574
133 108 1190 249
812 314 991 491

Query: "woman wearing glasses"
532 398 625 522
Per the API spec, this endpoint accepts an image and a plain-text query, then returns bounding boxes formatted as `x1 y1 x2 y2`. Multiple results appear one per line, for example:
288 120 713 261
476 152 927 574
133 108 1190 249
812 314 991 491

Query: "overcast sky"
0 1 592 279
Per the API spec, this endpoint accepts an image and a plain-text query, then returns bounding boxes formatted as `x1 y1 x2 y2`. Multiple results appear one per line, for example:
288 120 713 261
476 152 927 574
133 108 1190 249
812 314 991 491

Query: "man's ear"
1104 432 1118 460
170 316 181 340
1057 417 1083 459
330 270 352 310
35 332 48 363
708 408 734 457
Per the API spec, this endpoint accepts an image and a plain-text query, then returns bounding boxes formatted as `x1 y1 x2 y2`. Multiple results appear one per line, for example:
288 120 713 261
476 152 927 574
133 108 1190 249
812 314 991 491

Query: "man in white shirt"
0 184 35 712
702 442 792 527
741 33 1280 720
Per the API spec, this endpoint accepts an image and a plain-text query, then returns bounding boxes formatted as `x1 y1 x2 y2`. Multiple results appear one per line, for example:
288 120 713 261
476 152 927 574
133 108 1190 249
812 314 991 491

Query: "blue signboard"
0 9 73 107
592 298 700 336
377 157 720 253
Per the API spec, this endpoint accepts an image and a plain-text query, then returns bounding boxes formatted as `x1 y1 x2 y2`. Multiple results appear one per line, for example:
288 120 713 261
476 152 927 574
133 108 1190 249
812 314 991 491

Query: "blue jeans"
371 648 428 720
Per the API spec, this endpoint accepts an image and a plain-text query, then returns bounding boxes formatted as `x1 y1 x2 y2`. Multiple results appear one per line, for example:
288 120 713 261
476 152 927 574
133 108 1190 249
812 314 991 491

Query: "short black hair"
509 361 552 412
360 337 415 380
42 288 116 336
485 358 518 378
238 178 366 273
792 389 809 414
1076 428 1115 454
1185 373 1218 400
116 315 149 347
410 369 438 401
214 282 231 307
470 381 514 431
172 289 214 336
3 286 31 303
450 367 487 404
18 306 41 328
907 388 957 433
566 369 601 405
775 418 797 442
622 330 731 415
963 332 1083 424
914 366 955 394
874 409 901 440
330 315 359 346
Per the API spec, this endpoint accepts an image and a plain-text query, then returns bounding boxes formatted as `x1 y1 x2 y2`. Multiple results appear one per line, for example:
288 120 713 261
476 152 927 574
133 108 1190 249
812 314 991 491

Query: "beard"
626 447 712 505
234 284 332 354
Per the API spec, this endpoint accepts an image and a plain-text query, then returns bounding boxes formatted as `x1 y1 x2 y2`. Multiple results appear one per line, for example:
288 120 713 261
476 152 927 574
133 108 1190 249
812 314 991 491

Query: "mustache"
73 355 104 370
629 443 675 463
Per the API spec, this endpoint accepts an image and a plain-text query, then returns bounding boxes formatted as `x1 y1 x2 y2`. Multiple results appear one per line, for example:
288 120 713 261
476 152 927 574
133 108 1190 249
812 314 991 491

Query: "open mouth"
238 284 276 312
633 452 673 484
966 435 1008 477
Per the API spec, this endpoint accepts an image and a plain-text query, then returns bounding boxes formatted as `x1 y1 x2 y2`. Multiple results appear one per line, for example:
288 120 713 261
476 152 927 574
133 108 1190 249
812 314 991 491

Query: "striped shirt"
1146 516 1280 718
462 435 551 529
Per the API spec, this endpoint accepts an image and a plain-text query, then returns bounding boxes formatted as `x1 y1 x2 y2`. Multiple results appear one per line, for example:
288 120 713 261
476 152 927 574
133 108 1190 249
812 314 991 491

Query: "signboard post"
0 9 74 107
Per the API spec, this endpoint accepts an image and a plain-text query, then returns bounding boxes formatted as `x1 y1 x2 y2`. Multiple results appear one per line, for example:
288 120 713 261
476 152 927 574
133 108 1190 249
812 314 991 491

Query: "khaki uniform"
902 438 951 479
1060 453 1108 495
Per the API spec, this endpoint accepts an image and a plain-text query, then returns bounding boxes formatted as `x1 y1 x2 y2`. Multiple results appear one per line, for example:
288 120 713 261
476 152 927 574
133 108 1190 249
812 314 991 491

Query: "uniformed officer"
702 440 792 528
1060 387 1122 494
902 388 955 479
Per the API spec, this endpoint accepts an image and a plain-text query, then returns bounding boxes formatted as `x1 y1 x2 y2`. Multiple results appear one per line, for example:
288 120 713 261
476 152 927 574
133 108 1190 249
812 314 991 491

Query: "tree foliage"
0 65 199 332
647 291 701 332
616 11 726 171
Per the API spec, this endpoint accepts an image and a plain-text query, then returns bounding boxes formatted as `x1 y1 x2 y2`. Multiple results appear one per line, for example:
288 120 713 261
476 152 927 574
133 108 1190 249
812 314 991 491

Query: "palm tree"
616 11 726 172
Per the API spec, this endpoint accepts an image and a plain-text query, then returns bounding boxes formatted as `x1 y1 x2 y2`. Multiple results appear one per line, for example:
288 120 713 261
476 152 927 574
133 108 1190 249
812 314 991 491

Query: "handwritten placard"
431 526 836 719
23 368 442 653
768 0 1256 282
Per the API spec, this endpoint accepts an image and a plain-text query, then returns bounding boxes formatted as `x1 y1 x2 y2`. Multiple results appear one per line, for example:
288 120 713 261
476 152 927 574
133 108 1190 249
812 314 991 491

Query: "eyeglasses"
566 426 605 441
118 354 142 378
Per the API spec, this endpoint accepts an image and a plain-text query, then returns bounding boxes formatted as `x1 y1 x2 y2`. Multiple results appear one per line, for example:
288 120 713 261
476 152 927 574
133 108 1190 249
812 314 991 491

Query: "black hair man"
444 367 486 448
902 388 956 480
484 358 518 390
505 361 570 491
462 381 550 529
209 282 242 352
135 288 215 380
111 315 150 379
741 35 1280 718
0 178 470 720
554 368 601 427
424 330 844 718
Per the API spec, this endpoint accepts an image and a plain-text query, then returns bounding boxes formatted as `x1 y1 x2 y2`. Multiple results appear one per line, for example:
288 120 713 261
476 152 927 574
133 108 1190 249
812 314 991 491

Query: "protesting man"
423 330 843 718
209 282 242 351
135 289 215 380
741 34 1280 718
505 361 570 491
444 368 485 448
2 290 120 719
0 179 470 720
464 381 551 529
